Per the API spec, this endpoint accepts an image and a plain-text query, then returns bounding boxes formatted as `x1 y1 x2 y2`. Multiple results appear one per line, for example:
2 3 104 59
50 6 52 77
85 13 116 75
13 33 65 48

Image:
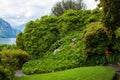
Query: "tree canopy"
96 0 120 33
52 0 86 16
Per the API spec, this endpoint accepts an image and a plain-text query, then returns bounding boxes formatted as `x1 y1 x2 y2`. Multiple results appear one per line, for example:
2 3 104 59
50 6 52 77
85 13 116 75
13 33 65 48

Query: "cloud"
0 0 60 27
0 0 97 27
83 0 99 9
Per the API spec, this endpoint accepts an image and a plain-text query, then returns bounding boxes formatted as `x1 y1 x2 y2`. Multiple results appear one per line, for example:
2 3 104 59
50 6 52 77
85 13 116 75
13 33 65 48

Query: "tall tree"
96 0 120 60
96 0 120 33
52 0 86 16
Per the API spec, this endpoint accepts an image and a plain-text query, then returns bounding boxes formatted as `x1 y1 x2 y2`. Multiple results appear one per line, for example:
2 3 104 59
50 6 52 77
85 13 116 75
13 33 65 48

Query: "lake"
0 38 16 44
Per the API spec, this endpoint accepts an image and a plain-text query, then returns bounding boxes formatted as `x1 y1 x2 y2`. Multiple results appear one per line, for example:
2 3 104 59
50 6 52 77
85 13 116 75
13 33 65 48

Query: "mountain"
0 18 19 38
14 24 26 32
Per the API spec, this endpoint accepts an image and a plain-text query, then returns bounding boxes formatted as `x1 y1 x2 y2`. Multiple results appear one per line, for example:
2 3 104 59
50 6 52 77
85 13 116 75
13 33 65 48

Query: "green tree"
52 0 86 16
96 0 120 53
82 22 111 65
58 9 102 37
83 0 120 64
96 0 120 33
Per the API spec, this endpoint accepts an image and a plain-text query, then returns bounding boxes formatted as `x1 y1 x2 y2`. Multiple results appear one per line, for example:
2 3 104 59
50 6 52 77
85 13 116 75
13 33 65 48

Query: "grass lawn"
14 66 115 80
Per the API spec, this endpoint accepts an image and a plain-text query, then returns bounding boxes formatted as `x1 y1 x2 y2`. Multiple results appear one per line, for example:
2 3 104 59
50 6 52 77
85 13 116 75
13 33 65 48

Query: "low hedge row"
0 49 32 70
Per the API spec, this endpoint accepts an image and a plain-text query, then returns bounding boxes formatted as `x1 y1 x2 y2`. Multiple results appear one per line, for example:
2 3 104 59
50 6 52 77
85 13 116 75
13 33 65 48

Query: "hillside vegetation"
22 31 84 74
17 8 120 75
16 9 101 57
1 0 120 80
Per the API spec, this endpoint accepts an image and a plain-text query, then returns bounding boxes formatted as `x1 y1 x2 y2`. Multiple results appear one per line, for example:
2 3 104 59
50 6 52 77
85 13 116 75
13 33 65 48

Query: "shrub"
22 31 85 74
0 49 31 70
0 44 17 51
82 22 111 65
22 16 59 57
23 59 80 74
16 9 101 57
0 65 14 80
58 9 102 37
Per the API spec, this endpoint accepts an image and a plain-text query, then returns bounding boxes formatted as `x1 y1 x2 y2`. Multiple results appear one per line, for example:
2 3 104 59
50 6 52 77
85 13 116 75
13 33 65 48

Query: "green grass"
14 66 115 80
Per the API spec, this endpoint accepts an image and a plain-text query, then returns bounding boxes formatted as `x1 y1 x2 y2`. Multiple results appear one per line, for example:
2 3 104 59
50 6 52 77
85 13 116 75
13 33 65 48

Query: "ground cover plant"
22 31 84 74
14 66 115 80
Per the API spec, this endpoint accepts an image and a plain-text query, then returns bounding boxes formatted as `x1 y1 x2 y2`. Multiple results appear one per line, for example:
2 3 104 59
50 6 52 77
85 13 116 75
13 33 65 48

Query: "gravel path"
107 64 120 80
15 70 26 77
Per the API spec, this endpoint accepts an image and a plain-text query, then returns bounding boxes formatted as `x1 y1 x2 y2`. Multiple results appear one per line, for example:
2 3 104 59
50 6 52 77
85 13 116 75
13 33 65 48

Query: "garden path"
107 64 120 80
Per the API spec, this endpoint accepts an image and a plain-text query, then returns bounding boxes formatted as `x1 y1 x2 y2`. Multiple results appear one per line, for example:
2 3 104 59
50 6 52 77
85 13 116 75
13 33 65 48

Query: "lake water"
0 38 16 44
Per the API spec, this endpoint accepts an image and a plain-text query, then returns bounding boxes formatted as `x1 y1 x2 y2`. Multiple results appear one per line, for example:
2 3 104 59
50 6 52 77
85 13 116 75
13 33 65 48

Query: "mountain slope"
0 18 18 38
13 24 26 32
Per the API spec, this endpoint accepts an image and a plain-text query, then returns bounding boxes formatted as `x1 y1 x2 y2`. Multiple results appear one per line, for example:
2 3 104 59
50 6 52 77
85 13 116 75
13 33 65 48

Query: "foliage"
109 27 120 63
52 0 86 16
94 0 120 64
16 9 102 57
87 8 102 23
0 49 31 70
114 28 120 53
14 66 115 80
22 16 59 56
22 59 80 74
22 31 84 74
97 0 120 32
0 44 17 51
82 22 111 65
58 9 102 37
16 32 24 50
0 65 14 80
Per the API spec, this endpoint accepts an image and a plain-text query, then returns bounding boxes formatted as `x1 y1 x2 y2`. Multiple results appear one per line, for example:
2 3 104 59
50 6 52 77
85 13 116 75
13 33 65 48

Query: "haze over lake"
0 38 16 44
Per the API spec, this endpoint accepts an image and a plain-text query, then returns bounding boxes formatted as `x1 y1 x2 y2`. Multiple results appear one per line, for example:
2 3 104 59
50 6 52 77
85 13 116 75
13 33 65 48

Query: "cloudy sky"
0 0 98 27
